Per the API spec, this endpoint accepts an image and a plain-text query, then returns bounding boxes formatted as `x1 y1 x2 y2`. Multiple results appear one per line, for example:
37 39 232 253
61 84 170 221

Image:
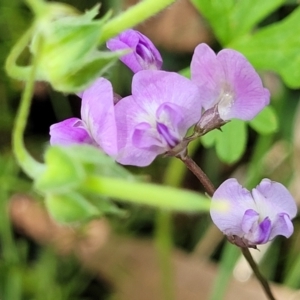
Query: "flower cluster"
49 29 297 245
51 29 270 166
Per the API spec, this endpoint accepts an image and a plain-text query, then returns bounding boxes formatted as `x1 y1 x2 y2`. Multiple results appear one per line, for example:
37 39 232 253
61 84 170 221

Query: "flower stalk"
12 34 45 179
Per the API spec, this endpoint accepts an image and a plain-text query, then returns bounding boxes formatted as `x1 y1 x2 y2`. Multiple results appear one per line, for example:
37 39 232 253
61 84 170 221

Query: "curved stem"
5 26 34 81
12 34 45 179
99 0 176 42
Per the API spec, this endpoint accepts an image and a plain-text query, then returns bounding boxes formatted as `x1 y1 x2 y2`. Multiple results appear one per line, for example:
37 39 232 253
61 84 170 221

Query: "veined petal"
191 43 224 110
132 70 202 130
81 78 118 157
217 49 270 120
50 118 93 145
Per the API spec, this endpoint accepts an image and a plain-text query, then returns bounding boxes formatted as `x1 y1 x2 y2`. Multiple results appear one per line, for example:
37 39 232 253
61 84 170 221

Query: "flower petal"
107 29 162 73
211 178 256 236
241 209 259 233
132 70 202 130
254 178 297 219
217 49 270 120
115 95 161 166
246 217 271 244
50 118 93 145
81 78 118 157
191 43 225 110
269 213 294 240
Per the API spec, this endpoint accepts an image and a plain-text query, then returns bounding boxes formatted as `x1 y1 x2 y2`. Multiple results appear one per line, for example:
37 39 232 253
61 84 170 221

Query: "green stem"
99 0 176 42
5 26 34 81
209 242 240 300
155 210 175 300
12 34 45 179
82 175 210 212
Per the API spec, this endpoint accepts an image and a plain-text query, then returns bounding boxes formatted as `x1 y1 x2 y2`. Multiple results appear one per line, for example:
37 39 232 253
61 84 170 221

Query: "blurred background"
1 0 300 299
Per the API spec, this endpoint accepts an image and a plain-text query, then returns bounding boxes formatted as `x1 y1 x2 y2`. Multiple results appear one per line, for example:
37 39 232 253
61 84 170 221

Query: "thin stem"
154 210 175 300
12 34 45 179
241 248 276 300
99 0 176 42
179 155 215 196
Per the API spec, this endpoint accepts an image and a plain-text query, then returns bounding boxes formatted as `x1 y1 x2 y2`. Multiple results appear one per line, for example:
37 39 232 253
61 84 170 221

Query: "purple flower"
210 178 297 248
50 78 118 156
115 70 202 166
191 43 270 122
107 29 162 73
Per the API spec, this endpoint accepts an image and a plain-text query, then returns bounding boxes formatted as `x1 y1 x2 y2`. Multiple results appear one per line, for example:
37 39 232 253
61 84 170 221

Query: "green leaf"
191 0 284 45
46 192 100 223
35 144 134 193
65 144 134 179
35 146 85 193
249 106 278 135
201 120 247 164
216 120 247 163
230 7 300 88
54 51 120 93
201 129 218 148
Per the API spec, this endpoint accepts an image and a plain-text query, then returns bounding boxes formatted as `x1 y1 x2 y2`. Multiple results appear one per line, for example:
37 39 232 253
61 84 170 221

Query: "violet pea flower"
107 29 162 73
191 44 270 131
50 78 118 157
115 70 202 167
210 178 297 248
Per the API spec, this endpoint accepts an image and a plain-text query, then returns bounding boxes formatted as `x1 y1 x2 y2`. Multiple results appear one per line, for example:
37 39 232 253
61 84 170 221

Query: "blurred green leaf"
35 146 85 193
36 145 133 193
201 119 247 164
46 192 100 224
84 176 212 212
230 7 300 88
249 106 278 135
191 0 284 44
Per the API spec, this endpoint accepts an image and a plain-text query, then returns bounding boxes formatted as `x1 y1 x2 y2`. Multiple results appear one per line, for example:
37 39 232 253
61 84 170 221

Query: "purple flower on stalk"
50 78 118 156
115 70 202 166
210 178 297 248
107 29 162 73
191 44 270 130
